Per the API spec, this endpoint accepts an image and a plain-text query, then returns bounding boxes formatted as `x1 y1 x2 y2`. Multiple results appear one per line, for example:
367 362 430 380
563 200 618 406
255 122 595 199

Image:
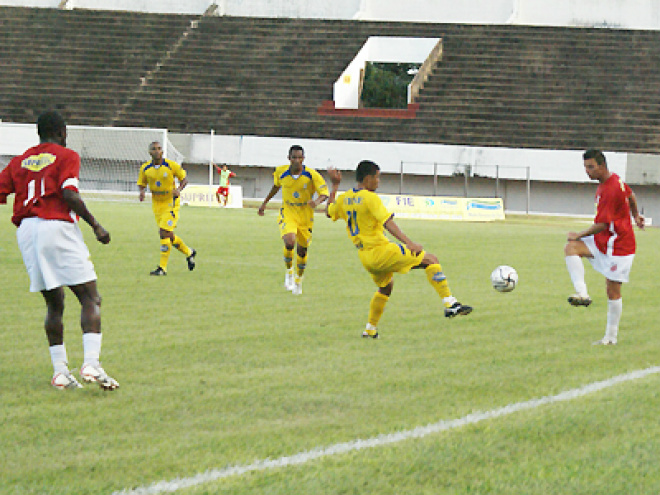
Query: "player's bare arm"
567 222 607 242
258 185 281 216
325 168 342 217
308 194 329 209
62 189 110 244
138 185 146 202
173 177 188 198
384 217 423 255
628 192 645 229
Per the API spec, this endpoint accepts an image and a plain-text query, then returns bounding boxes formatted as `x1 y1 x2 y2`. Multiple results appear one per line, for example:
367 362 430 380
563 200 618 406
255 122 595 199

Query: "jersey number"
24 178 45 206
347 210 359 236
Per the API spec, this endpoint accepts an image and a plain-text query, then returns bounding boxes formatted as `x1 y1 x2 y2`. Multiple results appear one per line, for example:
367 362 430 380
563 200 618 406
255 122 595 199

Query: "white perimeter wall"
185 132 627 184
3 0 660 29
0 123 627 183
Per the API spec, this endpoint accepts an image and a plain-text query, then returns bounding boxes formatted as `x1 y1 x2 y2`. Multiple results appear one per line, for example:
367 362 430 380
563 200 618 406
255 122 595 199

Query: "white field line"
113 366 660 495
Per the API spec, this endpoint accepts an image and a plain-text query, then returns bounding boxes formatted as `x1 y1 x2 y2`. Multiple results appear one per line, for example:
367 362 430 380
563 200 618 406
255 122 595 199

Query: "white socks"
49 344 69 374
443 296 458 307
82 332 102 366
565 255 589 297
605 298 623 342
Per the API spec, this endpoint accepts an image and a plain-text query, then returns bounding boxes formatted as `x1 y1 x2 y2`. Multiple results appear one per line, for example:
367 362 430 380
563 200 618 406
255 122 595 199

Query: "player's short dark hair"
288 145 304 157
356 160 380 182
583 149 607 166
37 111 66 140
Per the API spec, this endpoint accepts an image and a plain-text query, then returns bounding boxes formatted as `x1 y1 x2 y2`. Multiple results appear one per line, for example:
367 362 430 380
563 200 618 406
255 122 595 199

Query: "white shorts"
583 235 634 283
17 217 97 292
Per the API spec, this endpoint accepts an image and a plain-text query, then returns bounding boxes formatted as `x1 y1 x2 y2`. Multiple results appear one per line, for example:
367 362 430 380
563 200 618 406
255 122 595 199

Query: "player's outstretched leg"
423 263 473 318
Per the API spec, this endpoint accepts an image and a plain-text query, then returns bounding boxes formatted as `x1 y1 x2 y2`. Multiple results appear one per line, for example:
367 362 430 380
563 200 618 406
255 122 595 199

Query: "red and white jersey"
0 142 80 227
593 173 635 256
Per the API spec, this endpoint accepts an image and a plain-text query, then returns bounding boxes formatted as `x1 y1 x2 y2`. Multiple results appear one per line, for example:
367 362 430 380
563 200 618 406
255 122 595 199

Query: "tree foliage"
360 62 419 109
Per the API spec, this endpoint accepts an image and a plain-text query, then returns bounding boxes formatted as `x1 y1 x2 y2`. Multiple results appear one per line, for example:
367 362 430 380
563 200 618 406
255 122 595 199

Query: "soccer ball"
491 265 518 293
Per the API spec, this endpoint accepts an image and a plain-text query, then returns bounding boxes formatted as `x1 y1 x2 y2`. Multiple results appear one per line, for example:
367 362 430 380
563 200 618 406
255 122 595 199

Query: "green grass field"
1 201 659 495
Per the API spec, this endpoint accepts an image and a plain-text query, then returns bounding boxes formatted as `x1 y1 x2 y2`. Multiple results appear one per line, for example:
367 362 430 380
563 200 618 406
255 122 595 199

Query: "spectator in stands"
214 164 236 206
325 161 472 338
0 110 119 390
257 145 328 295
564 149 645 345
138 141 196 276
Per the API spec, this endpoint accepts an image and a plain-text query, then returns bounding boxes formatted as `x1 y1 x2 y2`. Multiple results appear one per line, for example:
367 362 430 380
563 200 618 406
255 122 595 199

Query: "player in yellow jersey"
137 141 196 276
258 145 329 295
326 160 472 338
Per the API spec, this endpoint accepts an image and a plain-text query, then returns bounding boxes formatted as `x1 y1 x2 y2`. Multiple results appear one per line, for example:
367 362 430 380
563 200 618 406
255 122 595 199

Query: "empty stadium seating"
3 6 660 152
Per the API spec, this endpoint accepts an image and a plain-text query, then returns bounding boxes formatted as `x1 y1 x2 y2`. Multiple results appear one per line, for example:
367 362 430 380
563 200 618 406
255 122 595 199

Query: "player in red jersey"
214 164 236 206
0 111 119 390
564 149 645 345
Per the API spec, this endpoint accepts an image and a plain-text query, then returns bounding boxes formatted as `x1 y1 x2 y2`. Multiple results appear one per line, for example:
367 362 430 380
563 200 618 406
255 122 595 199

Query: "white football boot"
80 363 119 390
284 268 295 291
292 275 303 295
592 337 617 346
51 371 83 390
362 323 379 339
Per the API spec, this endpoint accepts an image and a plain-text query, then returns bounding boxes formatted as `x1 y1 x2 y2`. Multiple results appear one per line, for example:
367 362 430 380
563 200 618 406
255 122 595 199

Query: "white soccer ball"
491 265 518 293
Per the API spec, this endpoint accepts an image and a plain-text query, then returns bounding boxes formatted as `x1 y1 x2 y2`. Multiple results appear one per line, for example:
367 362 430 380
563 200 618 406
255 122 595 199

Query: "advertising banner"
180 185 243 208
378 194 504 221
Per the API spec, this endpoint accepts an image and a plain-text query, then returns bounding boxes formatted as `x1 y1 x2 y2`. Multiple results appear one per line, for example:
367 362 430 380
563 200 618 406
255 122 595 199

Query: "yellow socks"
172 235 192 257
367 292 389 328
425 264 457 307
159 238 172 270
283 247 293 270
296 253 308 278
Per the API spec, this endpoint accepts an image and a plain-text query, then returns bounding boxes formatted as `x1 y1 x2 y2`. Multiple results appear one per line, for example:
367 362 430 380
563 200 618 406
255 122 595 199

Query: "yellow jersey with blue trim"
137 158 186 202
273 164 328 211
328 188 393 250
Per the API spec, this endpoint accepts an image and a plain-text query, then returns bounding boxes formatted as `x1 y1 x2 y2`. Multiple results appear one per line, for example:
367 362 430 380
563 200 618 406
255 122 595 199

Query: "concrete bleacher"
0 6 195 125
3 6 660 153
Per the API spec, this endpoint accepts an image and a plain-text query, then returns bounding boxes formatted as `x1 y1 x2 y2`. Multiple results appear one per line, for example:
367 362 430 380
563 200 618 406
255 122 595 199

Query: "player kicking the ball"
0 111 118 390
326 160 472 338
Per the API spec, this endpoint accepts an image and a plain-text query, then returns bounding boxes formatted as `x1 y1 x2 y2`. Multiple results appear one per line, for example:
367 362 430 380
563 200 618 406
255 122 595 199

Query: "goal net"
66 125 184 202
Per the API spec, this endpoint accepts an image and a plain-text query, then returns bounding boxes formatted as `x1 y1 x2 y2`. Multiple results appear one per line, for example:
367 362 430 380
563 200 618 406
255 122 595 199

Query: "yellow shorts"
278 208 313 248
152 197 180 232
358 243 425 288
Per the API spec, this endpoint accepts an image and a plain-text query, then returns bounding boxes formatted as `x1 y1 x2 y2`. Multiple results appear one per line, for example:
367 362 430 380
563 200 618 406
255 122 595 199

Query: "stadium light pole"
526 166 531 215
209 129 215 207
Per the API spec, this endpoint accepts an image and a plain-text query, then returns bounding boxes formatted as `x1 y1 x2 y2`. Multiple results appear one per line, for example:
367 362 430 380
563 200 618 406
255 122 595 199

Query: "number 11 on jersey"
347 210 359 236
24 178 46 206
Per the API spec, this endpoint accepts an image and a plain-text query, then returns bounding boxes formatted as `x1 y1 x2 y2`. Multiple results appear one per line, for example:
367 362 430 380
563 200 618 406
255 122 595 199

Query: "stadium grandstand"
3 5 660 152
1 0 660 218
